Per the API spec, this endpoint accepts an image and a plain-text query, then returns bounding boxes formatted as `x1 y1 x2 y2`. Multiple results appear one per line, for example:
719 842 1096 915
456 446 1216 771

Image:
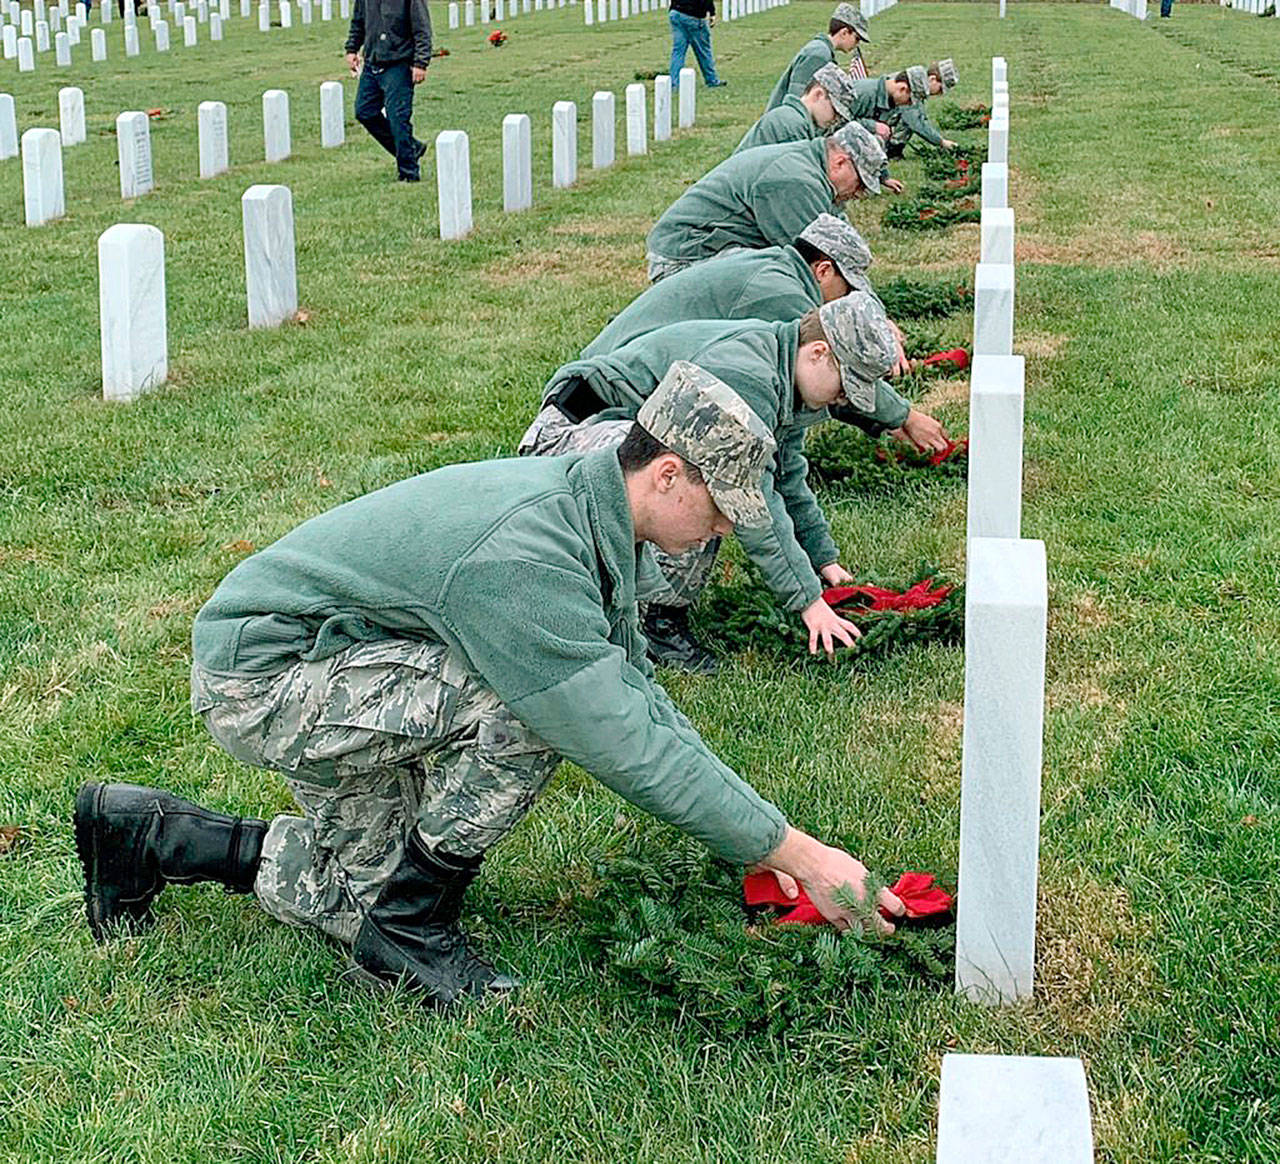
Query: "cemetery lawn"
3 2 1280 1160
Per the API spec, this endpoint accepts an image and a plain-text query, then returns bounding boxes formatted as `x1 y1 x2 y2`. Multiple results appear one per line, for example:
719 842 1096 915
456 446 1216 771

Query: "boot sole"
73 782 155 943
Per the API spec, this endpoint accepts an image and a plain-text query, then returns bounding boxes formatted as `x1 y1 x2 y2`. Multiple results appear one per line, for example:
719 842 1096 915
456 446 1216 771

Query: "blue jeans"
1159 0 1173 14
669 11 719 87
355 61 423 180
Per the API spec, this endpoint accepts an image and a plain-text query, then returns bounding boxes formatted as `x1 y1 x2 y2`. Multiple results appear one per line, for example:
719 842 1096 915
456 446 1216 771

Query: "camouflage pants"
191 641 559 947
517 402 721 607
646 252 695 284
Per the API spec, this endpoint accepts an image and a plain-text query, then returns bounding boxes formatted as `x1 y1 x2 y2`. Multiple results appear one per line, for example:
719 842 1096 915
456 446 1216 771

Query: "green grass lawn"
3 2 1280 1160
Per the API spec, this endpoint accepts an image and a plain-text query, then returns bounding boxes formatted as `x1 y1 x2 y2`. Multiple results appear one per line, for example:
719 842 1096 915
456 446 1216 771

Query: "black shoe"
351 830 516 1006
707 79 728 88
642 604 718 675
73 782 266 942
414 139 427 160
885 140 906 159
397 172 421 182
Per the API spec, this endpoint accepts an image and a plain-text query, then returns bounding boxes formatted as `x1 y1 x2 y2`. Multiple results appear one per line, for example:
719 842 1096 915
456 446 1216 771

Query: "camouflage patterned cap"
829 121 886 196
936 58 959 90
830 1 869 40
906 64 930 104
817 291 897 413
798 213 873 293
811 63 858 124
637 361 777 529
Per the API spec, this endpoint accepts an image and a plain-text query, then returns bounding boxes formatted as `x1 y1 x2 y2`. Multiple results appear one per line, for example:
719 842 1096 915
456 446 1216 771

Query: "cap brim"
837 366 878 413
708 479 771 529
828 94 853 122
855 161 881 195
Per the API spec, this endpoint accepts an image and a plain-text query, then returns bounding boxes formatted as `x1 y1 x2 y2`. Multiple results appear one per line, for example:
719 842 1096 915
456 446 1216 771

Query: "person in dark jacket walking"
345 0 433 181
668 0 725 91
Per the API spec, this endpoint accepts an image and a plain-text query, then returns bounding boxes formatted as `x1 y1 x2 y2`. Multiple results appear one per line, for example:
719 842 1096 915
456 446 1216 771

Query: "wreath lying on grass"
872 276 973 320
884 144 989 232
579 842 954 1035
692 562 964 663
806 425 968 497
932 101 992 130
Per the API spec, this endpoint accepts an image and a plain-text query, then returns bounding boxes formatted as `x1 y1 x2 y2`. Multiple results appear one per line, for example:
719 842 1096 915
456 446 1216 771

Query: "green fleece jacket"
765 34 834 112
646 138 841 266
580 246 910 433
885 101 945 148
545 320 837 612
735 94 822 154
192 451 787 865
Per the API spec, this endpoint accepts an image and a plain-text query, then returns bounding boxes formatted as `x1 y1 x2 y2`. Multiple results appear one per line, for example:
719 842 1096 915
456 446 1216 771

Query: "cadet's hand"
889 319 911 377
750 862 799 900
762 827 904 934
820 562 854 586
883 178 905 194
345 51 360 75
941 138 958 150
892 409 951 454
411 65 427 84
873 121 891 142
801 596 861 658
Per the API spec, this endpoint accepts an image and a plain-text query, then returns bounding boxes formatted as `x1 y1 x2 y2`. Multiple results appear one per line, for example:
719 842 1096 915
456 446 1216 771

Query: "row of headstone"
450 0 570 28
1 0 349 75
1218 0 1277 13
11 83 343 222
582 0 663 26
939 58 1095 1164
439 67 696 240
96 181 298 401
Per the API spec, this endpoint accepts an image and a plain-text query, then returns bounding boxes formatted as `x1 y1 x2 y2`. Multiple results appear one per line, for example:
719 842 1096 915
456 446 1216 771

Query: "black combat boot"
885 139 906 159
74 782 266 942
642 604 719 676
351 829 517 1006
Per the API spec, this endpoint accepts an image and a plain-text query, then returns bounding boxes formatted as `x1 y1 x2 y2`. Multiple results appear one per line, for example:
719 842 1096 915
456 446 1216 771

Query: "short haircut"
796 307 828 347
829 17 854 34
794 237 833 268
892 70 909 84
616 422 705 485
803 78 825 96
927 63 941 81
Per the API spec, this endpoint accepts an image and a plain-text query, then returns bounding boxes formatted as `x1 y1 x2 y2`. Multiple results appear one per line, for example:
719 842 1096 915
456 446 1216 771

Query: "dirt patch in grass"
482 244 646 288
1033 871 1157 1038
918 700 963 803
548 213 654 241
1018 331 1070 359
1018 231 1191 269
917 377 970 410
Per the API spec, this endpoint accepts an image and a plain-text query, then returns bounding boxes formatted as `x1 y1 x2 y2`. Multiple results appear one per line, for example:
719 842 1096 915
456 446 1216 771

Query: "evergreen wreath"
577 840 954 1036
932 101 992 130
871 276 972 320
806 426 968 496
691 562 964 663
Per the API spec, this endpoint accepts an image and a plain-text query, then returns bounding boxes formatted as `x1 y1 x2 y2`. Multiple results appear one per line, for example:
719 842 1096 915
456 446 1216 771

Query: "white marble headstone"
90 25 104 56
22 127 65 225
965 354 1024 542
300 0 311 23
319 80 343 147
979 207 1014 265
183 14 196 42
339 0 349 18
955 539 1046 1005
55 28 70 62
551 99 576 187
116 111 154 198
980 162 1007 211
279 0 291 25
583 0 592 22
262 88 290 161
448 0 458 25
937 1054 1092 1163
198 99 229 177
435 129 472 239
98 223 168 402
58 85 85 145
972 262 1013 356
988 116 1008 165
653 74 671 141
155 18 170 48
258 1 270 28
591 90 614 169
36 21 50 50
210 12 222 37
0 94 17 160
242 183 298 326
17 33 34 67
2 21 15 56
465 0 474 22
20 7 32 33
244 0 255 15
124 22 139 52
502 112 531 211
65 14 79 44
624 82 646 154
678 67 695 126
321 0 332 16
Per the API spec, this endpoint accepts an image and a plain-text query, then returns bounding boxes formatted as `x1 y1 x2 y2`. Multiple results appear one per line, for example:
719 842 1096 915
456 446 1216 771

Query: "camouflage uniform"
192 641 560 946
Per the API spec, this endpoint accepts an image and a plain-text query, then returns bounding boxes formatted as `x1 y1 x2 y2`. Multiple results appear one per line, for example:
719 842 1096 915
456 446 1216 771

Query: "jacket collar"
777 318 830 428
573 449 640 613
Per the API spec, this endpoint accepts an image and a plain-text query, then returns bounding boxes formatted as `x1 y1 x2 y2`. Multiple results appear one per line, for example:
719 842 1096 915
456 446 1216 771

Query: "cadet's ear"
812 258 836 283
653 453 684 493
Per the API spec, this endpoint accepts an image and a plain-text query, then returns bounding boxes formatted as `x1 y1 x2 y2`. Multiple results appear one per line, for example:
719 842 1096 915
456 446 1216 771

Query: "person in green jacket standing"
74 365 906 1006
734 64 858 154
523 295 898 674
645 122 893 283
583 214 951 456
765 2 870 113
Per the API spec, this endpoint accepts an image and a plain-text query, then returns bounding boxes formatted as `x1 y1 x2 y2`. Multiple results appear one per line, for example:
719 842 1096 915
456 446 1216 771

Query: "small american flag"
848 48 868 80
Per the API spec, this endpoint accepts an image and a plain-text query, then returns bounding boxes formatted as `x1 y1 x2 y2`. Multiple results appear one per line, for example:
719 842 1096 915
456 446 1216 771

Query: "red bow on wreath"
820 578 954 613
487 28 507 45
742 870 954 926
916 347 970 373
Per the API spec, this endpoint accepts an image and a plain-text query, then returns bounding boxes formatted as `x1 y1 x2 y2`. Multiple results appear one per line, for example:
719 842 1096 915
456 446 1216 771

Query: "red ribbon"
919 347 970 372
820 578 954 613
742 871 954 926
927 437 968 466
